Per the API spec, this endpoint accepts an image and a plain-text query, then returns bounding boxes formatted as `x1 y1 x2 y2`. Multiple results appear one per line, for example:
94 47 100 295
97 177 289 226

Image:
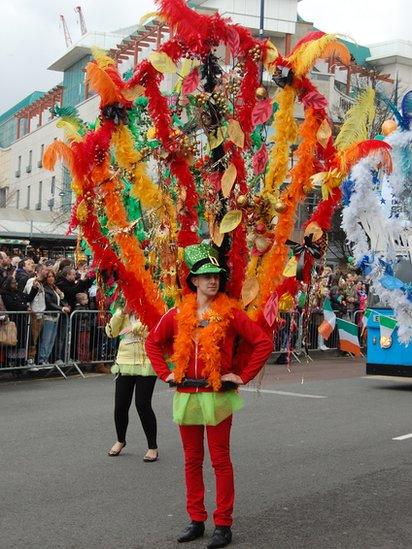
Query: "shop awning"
0 207 76 240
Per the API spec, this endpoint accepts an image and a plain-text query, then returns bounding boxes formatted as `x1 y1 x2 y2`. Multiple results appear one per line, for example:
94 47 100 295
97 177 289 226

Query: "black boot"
177 521 205 543
207 526 232 548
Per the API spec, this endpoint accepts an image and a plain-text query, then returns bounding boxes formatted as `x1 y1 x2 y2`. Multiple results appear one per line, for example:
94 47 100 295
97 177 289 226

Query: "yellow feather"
288 34 349 77
56 120 83 142
132 163 177 236
91 48 115 69
335 88 376 151
138 11 167 25
111 126 141 167
264 86 298 194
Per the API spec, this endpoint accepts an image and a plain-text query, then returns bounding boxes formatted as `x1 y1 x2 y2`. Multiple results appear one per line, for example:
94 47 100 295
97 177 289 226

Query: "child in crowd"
74 292 91 363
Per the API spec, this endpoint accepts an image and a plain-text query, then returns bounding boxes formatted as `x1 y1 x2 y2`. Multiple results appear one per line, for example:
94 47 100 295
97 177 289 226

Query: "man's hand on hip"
221 373 243 385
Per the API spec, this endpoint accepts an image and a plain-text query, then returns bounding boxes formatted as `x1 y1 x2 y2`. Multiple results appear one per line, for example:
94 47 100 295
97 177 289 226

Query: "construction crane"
60 14 73 48
75 6 88 36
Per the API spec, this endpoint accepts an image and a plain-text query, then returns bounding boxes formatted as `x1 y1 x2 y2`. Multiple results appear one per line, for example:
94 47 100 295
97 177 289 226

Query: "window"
0 188 6 208
18 156 21 170
38 181 42 207
26 185 31 209
51 176 55 195
39 144 44 167
16 190 20 209
28 150 32 167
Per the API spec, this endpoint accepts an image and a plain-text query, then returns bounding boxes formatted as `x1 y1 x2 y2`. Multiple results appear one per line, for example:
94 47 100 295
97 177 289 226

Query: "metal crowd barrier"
67 310 118 371
303 308 364 355
0 310 118 379
0 308 365 378
272 309 364 362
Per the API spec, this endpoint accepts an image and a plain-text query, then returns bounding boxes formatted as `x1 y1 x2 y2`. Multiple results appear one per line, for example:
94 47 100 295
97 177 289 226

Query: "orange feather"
43 141 74 172
86 62 122 106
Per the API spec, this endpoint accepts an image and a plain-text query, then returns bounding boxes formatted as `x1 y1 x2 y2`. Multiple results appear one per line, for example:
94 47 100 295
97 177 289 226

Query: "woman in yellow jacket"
106 308 158 462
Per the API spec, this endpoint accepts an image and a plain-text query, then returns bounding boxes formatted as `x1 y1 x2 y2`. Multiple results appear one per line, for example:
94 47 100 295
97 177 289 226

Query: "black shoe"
207 526 232 548
177 521 205 543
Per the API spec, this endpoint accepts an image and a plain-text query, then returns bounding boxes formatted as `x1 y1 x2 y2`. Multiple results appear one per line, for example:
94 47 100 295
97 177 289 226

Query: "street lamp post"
259 0 265 40
259 0 265 82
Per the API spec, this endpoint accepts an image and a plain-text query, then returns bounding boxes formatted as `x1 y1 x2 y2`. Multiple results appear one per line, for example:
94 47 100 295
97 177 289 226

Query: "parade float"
42 0 394 366
341 91 412 375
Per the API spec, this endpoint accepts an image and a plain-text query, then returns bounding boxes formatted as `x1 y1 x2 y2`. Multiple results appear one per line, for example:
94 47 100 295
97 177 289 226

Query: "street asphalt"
0 357 411 549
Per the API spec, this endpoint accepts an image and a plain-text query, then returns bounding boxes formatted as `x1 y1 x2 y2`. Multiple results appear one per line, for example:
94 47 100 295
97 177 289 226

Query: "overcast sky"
0 0 408 114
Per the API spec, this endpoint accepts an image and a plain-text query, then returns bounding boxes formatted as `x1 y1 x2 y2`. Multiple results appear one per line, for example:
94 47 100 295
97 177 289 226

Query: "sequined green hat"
184 244 226 277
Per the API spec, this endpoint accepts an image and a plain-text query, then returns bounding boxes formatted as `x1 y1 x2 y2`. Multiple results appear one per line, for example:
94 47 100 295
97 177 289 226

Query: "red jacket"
145 305 273 392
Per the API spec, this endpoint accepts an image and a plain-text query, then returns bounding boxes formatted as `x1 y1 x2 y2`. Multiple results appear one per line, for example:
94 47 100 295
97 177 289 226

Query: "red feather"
82 212 162 329
170 158 199 247
144 66 172 147
225 151 248 298
71 121 115 182
305 191 341 232
226 219 248 300
341 140 392 172
237 57 259 144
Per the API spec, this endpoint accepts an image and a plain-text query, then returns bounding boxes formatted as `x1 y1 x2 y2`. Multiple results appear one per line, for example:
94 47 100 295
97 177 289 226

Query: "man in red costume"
146 244 273 548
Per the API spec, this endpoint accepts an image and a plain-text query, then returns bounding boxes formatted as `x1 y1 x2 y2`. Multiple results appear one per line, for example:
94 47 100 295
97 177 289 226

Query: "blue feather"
401 90 412 128
357 254 373 275
341 177 355 206
377 91 409 131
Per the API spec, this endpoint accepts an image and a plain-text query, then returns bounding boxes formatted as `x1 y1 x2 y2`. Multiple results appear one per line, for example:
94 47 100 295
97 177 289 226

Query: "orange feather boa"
251 108 320 319
171 293 239 391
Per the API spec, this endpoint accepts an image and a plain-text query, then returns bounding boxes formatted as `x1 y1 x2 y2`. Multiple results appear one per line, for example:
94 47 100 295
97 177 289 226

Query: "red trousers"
179 415 234 527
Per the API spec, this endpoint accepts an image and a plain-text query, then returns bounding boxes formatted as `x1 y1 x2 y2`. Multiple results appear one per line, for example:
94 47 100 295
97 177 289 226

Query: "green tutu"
173 390 244 426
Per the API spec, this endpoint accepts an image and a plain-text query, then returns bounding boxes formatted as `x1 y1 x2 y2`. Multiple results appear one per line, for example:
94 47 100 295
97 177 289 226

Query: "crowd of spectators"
0 247 371 370
309 267 369 321
305 266 369 350
0 249 115 372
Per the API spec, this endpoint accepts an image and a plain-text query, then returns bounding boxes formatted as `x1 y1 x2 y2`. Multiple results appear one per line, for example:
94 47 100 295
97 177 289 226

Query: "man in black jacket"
15 258 35 292
56 266 93 312
55 266 94 361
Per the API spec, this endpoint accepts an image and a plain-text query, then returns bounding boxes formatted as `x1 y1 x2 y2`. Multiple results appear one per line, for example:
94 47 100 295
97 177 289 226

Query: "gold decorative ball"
255 86 268 100
274 201 287 213
381 119 397 136
236 194 248 206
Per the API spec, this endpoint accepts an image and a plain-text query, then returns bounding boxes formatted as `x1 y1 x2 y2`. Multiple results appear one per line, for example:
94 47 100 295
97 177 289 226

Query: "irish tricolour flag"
379 315 397 341
361 309 372 333
318 298 336 340
336 318 362 356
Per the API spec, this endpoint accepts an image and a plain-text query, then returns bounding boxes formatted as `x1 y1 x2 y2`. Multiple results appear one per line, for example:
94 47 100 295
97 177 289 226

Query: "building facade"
0 1 409 251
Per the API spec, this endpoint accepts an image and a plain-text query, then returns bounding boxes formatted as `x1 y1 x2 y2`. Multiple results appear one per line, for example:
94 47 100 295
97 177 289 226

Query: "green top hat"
184 244 226 276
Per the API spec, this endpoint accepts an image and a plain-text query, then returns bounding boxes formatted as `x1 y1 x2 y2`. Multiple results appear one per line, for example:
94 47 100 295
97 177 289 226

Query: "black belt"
168 378 238 391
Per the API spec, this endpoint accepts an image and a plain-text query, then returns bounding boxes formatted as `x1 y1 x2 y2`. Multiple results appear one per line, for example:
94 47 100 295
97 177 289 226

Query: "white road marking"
392 433 412 441
240 387 327 399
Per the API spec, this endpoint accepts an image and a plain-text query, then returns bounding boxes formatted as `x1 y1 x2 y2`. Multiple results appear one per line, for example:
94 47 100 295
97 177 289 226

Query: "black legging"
114 374 157 449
